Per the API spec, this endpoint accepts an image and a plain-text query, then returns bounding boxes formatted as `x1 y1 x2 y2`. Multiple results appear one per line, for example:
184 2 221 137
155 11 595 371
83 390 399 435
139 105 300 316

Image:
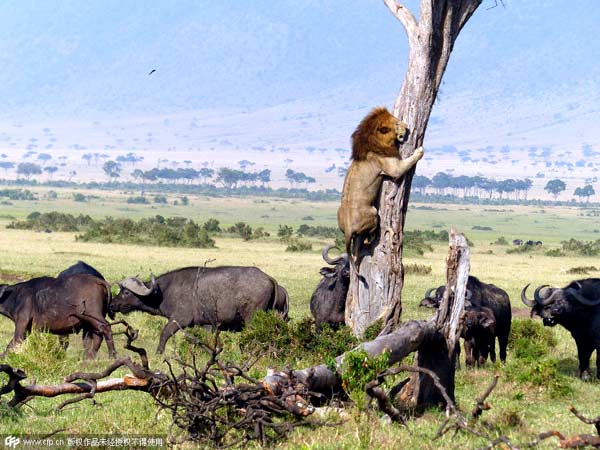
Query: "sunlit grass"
1 189 600 447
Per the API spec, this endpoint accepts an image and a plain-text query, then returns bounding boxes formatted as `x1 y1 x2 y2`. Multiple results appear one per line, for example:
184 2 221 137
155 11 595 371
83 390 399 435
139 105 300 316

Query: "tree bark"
346 0 482 337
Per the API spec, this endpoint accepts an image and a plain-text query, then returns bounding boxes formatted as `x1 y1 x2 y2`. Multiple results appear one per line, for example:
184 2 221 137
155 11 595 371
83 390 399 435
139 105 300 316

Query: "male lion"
337 107 424 275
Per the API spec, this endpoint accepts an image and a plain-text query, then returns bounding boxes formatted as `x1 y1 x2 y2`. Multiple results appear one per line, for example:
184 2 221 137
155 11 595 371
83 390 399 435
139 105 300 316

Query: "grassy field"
1 188 600 448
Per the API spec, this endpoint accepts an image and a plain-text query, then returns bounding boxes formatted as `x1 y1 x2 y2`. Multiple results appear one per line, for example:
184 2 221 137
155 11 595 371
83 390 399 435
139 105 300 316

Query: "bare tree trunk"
346 0 482 337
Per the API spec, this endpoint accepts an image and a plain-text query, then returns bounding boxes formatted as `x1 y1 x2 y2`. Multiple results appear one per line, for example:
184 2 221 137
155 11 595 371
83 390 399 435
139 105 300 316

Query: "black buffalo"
58 261 105 281
420 275 511 364
310 245 349 331
462 307 496 367
0 274 116 359
109 266 289 353
521 279 600 379
512 239 524 246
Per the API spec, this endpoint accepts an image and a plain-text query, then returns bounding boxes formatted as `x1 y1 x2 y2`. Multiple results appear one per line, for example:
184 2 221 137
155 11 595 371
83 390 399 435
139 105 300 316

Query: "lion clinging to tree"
338 107 424 275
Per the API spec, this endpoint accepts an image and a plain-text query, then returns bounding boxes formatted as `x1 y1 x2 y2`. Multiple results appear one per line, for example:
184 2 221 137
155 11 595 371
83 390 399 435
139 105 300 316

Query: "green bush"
0 188 36 200
126 196 149 204
337 348 390 408
203 218 221 233
545 248 565 257
228 222 253 240
153 195 167 204
508 319 556 360
239 311 293 358
285 238 312 252
73 192 87 202
8 211 93 232
566 266 598 275
296 224 339 238
404 263 432 275
77 215 215 248
493 236 508 245
560 238 600 256
277 224 294 242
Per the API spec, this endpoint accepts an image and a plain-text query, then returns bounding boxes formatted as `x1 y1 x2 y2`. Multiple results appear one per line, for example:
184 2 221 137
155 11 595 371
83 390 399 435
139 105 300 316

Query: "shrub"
508 319 556 360
203 218 221 233
545 248 565 257
0 188 37 200
472 225 493 231
77 215 215 248
252 227 270 239
560 238 600 256
180 196 189 205
566 266 598 275
285 238 312 252
126 196 149 204
277 225 294 242
8 211 93 232
154 195 167 204
73 192 87 202
493 236 508 245
239 311 292 358
228 222 253 240
336 348 390 408
296 224 339 238
404 263 432 275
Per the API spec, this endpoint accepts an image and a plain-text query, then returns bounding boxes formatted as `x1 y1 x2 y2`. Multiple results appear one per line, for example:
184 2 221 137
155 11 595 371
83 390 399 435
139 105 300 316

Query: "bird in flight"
148 69 156 75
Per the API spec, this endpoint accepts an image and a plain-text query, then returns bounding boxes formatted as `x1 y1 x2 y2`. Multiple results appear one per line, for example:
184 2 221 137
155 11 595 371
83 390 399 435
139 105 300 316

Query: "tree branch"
382 0 418 41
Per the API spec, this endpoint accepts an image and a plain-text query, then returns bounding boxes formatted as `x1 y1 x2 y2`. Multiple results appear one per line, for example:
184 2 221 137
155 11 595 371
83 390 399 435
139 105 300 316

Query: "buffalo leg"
498 332 508 362
2 320 30 357
489 337 497 363
82 328 103 359
576 342 593 380
157 320 181 354
75 315 117 359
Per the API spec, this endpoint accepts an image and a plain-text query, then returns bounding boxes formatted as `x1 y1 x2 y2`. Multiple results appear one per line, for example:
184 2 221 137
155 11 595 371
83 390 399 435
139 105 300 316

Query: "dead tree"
277 230 470 408
346 0 484 336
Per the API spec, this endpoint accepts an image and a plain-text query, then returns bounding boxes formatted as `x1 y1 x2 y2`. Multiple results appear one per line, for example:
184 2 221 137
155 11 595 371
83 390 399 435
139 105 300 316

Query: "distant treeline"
1 174 598 207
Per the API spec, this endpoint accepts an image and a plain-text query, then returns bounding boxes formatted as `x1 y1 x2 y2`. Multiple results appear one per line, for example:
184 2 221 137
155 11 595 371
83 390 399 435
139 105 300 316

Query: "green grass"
1 187 600 448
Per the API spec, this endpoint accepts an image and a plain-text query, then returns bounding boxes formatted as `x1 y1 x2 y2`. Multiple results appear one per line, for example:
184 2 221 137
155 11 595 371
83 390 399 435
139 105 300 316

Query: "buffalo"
109 266 289 353
420 275 511 365
521 279 600 379
512 239 524 246
462 307 496 366
0 274 116 359
58 261 105 281
310 245 349 331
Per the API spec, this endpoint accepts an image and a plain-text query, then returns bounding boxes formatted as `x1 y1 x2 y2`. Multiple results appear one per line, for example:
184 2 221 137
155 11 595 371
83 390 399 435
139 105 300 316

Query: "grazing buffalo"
310 245 350 331
420 275 511 364
0 274 116 359
512 239 524 246
521 279 600 379
109 266 289 353
58 261 105 281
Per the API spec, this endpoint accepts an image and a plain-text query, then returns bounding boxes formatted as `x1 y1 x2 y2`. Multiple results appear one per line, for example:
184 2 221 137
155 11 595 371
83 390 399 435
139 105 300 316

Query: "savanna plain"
1 186 600 449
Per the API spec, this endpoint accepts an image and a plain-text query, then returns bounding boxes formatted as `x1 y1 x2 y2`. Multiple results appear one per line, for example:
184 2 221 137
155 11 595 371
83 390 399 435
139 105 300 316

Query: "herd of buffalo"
1 250 600 380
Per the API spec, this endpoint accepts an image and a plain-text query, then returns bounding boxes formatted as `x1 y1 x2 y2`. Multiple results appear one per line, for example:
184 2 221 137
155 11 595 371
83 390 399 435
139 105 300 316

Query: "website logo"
4 436 20 449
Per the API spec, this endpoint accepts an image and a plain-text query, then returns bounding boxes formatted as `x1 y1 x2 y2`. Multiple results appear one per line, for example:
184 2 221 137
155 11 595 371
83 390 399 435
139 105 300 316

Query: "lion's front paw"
414 146 424 160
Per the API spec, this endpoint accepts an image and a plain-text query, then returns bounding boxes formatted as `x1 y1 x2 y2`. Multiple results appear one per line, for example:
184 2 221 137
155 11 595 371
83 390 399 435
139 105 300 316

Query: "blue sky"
0 0 598 118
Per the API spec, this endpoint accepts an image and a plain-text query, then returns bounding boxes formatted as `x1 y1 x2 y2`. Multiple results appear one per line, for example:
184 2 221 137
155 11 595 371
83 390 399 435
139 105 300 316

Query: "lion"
337 107 424 276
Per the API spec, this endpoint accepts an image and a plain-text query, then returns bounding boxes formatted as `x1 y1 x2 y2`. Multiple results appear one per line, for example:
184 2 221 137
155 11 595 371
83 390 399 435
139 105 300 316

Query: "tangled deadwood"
0 323 328 448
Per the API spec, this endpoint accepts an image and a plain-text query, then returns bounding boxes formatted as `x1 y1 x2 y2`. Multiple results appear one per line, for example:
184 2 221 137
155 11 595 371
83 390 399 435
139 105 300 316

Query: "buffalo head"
319 245 349 279
110 275 160 318
521 280 600 326
419 285 472 309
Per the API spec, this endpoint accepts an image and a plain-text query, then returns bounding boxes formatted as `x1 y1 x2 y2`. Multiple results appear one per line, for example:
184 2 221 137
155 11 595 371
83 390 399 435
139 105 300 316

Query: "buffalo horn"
424 287 436 299
322 245 345 266
520 284 535 307
120 276 154 296
534 285 558 306
566 287 600 306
